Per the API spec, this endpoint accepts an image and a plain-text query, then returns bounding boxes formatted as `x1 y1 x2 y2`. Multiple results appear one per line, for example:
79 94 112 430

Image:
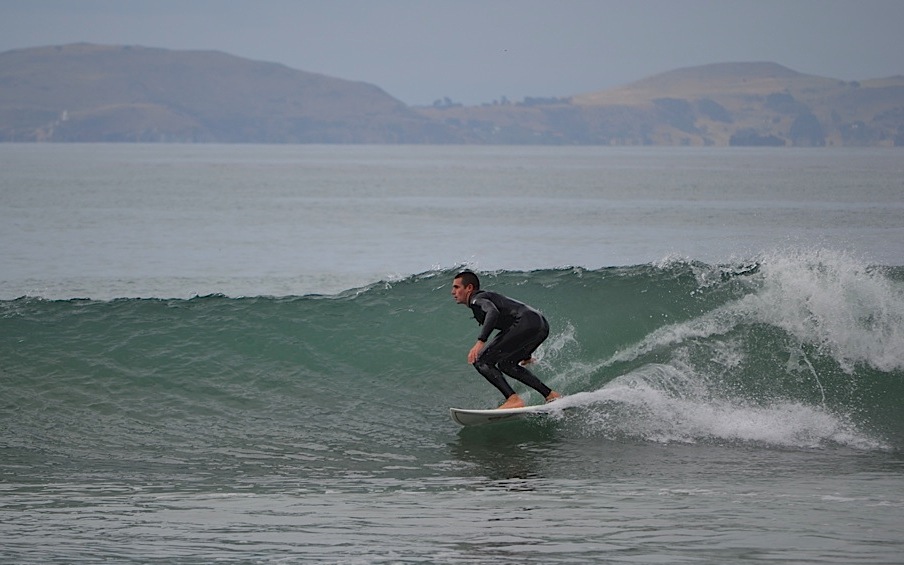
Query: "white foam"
604 248 904 374
749 248 904 373
563 365 886 450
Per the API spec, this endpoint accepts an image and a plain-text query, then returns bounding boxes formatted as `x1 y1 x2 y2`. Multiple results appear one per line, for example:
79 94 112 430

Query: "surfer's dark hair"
455 270 480 291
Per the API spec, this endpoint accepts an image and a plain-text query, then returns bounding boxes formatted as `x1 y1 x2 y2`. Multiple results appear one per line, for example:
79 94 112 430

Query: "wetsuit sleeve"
473 297 499 342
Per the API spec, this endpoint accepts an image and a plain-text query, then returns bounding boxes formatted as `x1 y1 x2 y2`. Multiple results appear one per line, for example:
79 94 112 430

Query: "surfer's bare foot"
497 394 525 409
518 357 535 366
545 391 562 403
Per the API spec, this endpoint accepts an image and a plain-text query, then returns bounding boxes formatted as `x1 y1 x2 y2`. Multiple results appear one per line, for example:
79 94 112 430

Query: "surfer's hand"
468 341 484 364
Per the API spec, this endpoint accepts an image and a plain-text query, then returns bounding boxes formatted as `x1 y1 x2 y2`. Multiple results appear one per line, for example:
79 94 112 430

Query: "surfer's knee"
472 359 495 377
473 361 516 398
496 359 522 374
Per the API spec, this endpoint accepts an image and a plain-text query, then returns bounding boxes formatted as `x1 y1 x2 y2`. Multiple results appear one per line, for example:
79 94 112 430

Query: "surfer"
451 270 562 409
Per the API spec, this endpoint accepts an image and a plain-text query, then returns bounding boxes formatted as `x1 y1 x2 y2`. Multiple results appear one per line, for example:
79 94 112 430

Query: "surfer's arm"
472 297 499 342
466 296 497 363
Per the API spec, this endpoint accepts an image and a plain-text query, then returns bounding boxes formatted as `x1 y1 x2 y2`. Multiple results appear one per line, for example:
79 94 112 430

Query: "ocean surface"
1 144 903 564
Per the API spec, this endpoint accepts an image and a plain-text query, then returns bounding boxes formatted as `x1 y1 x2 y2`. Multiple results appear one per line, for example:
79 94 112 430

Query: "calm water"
1 144 903 564
1 144 901 299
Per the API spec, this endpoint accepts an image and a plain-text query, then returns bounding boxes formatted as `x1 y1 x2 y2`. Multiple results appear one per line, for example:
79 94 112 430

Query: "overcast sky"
2 0 903 106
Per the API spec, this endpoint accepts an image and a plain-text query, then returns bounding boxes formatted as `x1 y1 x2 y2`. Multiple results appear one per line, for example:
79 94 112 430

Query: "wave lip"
746 249 904 374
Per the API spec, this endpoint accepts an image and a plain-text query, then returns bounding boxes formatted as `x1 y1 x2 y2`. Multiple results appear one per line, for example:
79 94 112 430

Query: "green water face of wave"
2 250 903 451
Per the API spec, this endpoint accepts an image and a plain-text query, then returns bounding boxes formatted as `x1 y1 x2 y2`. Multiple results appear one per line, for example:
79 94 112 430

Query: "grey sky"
2 0 902 106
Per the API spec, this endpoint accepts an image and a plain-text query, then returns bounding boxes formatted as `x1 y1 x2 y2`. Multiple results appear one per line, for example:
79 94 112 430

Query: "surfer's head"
452 271 480 304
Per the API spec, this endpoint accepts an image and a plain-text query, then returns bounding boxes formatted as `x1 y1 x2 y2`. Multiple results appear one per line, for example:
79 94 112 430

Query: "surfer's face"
451 277 473 305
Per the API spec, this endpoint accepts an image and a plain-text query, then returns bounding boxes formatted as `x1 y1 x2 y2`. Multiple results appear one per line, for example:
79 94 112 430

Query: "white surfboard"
449 404 562 426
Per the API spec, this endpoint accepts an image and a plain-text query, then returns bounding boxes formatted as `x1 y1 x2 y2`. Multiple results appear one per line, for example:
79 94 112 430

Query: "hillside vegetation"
2 45 902 146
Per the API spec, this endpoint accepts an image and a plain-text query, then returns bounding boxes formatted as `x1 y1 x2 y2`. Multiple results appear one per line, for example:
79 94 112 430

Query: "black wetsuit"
467 290 553 399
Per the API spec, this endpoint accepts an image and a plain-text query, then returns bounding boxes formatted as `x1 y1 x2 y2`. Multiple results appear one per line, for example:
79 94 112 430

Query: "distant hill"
572 62 904 146
418 62 904 146
2 45 902 146
0 43 448 143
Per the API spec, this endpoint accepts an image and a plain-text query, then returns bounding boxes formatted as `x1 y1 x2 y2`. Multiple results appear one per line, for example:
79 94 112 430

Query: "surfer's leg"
497 360 553 398
473 359 517 399
494 316 561 402
474 339 525 408
499 360 560 402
